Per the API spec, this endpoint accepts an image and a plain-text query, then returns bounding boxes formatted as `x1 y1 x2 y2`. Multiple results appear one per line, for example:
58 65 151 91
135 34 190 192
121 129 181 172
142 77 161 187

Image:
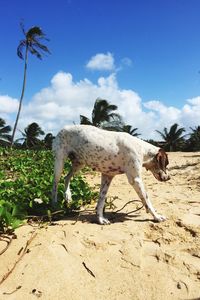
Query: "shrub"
0 148 97 232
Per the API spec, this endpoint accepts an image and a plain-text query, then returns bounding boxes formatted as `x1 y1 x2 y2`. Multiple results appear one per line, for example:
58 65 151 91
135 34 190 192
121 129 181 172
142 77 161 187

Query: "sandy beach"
0 152 200 300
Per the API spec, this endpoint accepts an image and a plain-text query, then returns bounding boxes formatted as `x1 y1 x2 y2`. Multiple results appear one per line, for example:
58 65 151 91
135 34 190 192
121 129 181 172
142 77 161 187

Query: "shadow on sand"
49 208 154 226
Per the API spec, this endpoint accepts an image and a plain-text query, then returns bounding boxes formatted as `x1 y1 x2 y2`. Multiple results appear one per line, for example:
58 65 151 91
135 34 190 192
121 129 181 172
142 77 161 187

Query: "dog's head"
144 149 170 182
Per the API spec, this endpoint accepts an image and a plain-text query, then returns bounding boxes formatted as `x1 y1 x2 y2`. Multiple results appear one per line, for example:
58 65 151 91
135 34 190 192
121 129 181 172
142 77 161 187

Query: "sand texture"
0 152 200 300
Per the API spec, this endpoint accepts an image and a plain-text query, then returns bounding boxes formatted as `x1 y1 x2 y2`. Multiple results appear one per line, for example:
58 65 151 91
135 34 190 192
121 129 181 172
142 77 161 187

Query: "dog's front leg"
96 174 113 225
130 176 166 222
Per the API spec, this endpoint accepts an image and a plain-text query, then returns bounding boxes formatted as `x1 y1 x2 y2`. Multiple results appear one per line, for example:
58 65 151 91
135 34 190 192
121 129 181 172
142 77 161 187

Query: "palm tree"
0 118 12 146
18 122 45 149
156 123 185 151
80 98 123 130
11 23 50 147
186 126 200 151
43 133 54 150
121 125 140 137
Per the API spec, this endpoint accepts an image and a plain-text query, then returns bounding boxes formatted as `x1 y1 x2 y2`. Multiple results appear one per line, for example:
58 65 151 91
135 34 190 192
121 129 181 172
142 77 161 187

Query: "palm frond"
33 43 51 54
0 118 6 127
156 130 166 141
0 125 12 134
28 46 42 59
17 40 26 59
106 104 118 112
122 125 140 136
108 112 122 121
20 21 26 36
80 115 92 125
17 24 50 61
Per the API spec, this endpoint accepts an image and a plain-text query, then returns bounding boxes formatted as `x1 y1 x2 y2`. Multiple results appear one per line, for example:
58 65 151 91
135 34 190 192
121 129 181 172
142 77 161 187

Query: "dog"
52 125 170 224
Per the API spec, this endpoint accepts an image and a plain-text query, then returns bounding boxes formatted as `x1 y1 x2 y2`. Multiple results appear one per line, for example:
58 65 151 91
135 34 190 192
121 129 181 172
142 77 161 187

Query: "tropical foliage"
0 148 97 233
2 114 200 152
185 126 200 151
156 123 186 151
121 125 140 136
43 133 54 150
0 118 12 146
11 23 50 146
17 122 45 149
80 98 123 130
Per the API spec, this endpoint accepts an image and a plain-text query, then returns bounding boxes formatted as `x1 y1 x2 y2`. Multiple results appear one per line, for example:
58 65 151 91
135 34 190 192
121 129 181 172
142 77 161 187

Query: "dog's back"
53 125 158 164
53 125 126 174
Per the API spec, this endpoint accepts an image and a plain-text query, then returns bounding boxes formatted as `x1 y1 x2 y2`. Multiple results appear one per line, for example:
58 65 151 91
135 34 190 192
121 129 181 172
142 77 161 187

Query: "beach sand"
0 152 200 299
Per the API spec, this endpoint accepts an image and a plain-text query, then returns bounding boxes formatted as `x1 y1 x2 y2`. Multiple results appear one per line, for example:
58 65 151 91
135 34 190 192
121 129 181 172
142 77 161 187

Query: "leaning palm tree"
0 118 12 146
80 98 123 130
18 122 45 149
11 23 50 147
121 125 140 137
156 123 185 151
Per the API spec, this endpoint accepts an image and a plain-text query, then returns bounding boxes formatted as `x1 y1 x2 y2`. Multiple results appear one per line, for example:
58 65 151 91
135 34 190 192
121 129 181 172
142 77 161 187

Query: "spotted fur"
52 125 170 224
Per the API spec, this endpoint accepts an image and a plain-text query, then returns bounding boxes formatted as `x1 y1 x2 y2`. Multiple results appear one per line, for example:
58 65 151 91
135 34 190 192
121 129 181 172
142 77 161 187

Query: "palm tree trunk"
11 44 28 147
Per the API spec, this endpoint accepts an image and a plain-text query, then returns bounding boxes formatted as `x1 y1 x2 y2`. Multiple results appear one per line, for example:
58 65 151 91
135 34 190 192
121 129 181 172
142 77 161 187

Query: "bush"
0 148 97 232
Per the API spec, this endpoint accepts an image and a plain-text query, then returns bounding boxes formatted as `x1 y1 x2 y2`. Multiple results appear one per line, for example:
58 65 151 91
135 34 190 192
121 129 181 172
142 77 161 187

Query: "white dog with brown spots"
52 125 170 225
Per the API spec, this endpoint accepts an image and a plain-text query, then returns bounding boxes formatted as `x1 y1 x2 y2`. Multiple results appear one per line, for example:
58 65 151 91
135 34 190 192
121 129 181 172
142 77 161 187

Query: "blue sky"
0 0 200 139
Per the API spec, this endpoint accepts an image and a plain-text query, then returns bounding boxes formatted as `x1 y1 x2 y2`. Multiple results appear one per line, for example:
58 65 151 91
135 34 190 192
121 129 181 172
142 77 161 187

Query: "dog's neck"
142 144 159 164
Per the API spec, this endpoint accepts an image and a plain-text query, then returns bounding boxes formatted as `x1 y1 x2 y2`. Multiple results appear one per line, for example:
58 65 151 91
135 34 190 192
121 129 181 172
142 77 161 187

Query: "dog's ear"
155 149 169 170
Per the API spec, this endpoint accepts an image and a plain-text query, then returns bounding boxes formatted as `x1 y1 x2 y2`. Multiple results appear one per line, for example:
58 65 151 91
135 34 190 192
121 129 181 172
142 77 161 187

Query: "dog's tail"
52 130 63 154
52 131 65 204
52 135 57 153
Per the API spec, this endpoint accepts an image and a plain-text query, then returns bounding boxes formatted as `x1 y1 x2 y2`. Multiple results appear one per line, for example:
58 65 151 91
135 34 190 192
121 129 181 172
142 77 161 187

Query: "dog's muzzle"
154 171 170 182
159 172 170 182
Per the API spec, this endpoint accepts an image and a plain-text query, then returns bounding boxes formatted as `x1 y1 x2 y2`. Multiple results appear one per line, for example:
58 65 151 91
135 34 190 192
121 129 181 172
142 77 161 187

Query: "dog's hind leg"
64 161 83 202
96 174 113 225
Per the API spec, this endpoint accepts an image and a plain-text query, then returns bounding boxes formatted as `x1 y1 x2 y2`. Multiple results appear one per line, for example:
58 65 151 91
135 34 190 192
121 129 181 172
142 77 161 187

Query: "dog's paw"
98 216 110 225
65 190 72 203
154 214 166 222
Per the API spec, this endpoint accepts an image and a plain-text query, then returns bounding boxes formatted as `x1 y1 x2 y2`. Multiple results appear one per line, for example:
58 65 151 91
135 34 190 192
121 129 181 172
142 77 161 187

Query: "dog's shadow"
56 210 153 225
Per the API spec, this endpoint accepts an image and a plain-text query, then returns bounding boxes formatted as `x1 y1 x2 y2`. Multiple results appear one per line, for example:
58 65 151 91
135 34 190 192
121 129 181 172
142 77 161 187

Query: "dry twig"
0 235 13 255
0 231 37 286
82 262 95 278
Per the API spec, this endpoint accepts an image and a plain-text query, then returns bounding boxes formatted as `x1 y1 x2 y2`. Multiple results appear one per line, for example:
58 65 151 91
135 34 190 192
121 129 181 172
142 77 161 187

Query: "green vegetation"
0 147 97 233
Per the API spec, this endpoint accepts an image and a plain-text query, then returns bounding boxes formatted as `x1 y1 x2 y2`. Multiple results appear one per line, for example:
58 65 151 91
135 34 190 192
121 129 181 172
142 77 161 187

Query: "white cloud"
4 71 200 140
187 96 200 106
86 53 132 72
181 96 200 128
143 97 200 137
120 57 132 67
144 100 181 123
0 95 19 132
18 71 151 136
86 52 115 71
0 95 19 114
